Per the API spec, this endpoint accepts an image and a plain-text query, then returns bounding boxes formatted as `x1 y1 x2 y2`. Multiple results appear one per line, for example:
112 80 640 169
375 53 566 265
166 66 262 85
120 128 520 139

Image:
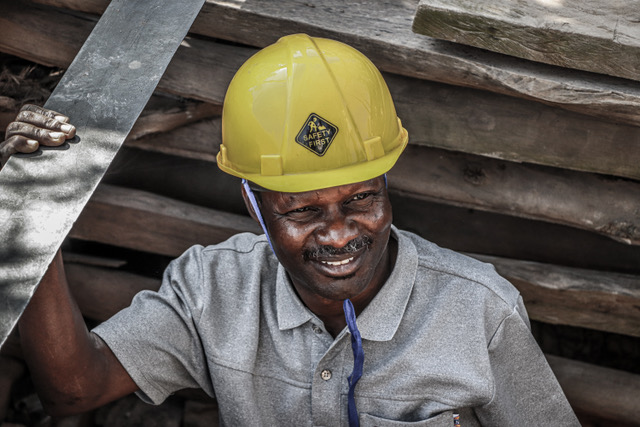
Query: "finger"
5 122 69 147
0 135 39 167
20 104 69 124
15 110 76 138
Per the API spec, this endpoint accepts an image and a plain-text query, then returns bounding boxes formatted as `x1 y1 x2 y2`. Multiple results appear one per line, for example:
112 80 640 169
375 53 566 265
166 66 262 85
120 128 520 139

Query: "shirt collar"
355 226 418 341
275 226 418 340
276 263 313 330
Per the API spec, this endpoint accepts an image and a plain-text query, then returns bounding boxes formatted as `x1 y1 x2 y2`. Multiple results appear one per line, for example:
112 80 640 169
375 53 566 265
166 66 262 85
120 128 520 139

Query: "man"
2 34 579 426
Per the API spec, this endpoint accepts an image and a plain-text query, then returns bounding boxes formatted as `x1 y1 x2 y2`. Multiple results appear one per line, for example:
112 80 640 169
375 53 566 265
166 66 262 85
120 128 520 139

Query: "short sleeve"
92 245 215 404
475 298 580 426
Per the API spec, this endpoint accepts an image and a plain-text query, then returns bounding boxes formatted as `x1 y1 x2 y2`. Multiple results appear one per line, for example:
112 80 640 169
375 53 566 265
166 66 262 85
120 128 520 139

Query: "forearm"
18 251 135 415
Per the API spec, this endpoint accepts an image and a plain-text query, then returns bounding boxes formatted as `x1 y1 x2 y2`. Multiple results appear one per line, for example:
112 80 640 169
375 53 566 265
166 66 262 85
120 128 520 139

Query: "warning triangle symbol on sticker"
295 113 339 156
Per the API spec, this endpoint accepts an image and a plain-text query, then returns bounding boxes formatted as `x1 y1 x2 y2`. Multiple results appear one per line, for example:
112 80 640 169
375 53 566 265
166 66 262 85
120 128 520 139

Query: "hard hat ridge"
217 33 408 192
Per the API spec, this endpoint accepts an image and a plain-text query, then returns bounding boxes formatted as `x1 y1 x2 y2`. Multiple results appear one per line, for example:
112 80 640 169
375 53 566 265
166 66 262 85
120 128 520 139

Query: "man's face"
256 177 393 306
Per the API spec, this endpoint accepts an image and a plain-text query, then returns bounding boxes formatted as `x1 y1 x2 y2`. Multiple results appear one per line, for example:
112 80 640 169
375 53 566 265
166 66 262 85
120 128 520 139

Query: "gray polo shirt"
93 226 579 426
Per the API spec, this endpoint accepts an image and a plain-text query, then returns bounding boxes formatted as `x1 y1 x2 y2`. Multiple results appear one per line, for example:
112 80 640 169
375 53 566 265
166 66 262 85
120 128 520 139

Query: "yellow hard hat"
217 34 408 193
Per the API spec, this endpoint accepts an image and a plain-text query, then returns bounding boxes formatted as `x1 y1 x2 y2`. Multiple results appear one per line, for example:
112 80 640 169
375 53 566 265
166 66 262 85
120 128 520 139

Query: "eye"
350 192 371 202
290 206 311 213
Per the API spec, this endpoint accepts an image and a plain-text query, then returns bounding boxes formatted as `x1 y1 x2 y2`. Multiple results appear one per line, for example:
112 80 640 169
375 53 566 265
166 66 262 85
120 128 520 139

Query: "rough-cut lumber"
390 145 640 245
126 117 221 163
121 117 640 245
65 263 160 322
387 72 640 182
471 254 640 337
129 96 221 140
547 355 640 423
28 0 640 128
4 1 640 180
413 0 640 82
0 93 219 143
69 184 261 257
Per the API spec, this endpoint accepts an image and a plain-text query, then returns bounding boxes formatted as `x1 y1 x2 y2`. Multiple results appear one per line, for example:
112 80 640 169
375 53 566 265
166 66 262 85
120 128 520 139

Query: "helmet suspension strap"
242 179 275 253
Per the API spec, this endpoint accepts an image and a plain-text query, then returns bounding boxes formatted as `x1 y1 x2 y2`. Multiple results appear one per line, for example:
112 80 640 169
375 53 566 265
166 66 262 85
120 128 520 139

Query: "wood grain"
413 0 640 81
548 355 640 422
4 1 640 180
25 0 640 128
472 254 640 337
69 184 261 257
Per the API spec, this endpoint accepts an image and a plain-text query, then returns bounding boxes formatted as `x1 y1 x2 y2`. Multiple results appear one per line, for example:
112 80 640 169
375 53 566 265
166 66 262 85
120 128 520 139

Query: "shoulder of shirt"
396 228 521 308
184 232 272 257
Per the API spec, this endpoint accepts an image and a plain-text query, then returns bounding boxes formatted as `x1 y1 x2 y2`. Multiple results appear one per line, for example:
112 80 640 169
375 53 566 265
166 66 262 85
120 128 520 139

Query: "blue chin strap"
242 179 274 253
344 299 364 427
243 176 386 427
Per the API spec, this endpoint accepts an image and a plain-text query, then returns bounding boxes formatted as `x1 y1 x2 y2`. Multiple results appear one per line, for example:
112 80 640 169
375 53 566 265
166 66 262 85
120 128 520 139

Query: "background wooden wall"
1 0 639 425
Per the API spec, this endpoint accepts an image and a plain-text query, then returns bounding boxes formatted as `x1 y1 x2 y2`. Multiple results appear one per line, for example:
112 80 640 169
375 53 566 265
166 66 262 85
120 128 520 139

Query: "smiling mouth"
320 257 354 266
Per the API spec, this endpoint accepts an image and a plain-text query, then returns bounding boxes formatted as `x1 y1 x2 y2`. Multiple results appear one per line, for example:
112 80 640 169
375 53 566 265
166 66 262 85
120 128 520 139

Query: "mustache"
304 235 372 260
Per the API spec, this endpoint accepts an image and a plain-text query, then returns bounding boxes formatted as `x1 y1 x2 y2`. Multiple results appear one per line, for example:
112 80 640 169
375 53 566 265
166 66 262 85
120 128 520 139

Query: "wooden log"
413 0 640 82
69 184 261 258
126 117 221 163
387 72 640 182
470 254 640 337
121 117 640 246
547 355 640 423
0 92 220 143
65 263 160 322
389 145 640 245
4 1 640 180
27 0 640 128
129 96 221 140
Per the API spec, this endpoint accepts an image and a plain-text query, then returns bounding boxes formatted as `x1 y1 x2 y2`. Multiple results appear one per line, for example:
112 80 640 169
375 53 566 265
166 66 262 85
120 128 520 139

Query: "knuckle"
5 121 22 135
44 117 61 130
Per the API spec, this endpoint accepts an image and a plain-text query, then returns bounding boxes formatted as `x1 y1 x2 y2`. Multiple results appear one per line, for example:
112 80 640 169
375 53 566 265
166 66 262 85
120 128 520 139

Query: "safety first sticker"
295 113 338 156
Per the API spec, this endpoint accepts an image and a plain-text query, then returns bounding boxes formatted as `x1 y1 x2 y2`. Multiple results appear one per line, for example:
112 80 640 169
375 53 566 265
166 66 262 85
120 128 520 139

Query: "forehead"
262 177 385 206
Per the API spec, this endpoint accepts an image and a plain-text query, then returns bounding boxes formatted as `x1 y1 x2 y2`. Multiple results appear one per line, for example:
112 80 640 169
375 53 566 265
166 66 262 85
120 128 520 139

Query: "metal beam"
0 0 205 348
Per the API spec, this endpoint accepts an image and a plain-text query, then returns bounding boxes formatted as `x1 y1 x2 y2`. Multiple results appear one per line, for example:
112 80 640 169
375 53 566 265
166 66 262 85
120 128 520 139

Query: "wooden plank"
389 145 640 245
129 97 220 140
0 0 206 349
4 1 640 180
126 117 221 163
471 254 640 337
120 116 640 245
65 263 160 322
387 73 640 182
413 0 640 82
547 355 640 423
28 0 640 128
69 184 261 258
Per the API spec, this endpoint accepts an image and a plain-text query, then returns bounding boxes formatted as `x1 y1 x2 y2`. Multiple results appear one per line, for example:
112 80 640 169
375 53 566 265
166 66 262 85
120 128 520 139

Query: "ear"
241 184 260 223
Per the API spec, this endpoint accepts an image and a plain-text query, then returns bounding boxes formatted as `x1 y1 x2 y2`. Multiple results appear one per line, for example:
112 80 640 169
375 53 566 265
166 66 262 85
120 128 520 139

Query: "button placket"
311 336 348 427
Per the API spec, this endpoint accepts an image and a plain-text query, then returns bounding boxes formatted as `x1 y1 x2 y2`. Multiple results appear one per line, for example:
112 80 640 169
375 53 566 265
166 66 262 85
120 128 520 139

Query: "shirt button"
312 325 323 334
321 369 332 381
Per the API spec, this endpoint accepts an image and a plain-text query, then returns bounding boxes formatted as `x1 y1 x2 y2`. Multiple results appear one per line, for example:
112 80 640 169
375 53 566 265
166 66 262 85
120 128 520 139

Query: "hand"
1 104 76 171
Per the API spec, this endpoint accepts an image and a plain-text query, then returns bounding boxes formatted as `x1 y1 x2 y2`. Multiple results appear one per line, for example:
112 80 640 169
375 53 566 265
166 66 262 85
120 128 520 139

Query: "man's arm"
19 250 139 416
3 106 138 416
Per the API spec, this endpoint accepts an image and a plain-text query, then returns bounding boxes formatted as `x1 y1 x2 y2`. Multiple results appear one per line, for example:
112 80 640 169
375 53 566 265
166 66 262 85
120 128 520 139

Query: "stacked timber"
0 0 639 425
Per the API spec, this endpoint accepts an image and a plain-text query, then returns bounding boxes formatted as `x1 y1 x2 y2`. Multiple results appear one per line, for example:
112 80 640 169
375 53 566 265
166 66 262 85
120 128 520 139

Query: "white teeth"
321 257 354 266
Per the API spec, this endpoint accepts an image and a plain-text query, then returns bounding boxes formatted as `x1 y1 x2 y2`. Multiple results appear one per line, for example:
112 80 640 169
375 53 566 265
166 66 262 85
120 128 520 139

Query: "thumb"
0 136 39 169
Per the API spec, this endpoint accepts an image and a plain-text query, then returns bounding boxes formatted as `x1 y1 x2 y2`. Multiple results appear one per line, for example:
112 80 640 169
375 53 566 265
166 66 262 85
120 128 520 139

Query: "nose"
315 207 359 249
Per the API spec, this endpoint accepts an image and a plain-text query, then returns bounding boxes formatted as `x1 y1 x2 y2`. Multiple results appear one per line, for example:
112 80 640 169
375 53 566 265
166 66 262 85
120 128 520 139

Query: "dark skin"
5 106 398 415
0 104 76 168
242 177 397 336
